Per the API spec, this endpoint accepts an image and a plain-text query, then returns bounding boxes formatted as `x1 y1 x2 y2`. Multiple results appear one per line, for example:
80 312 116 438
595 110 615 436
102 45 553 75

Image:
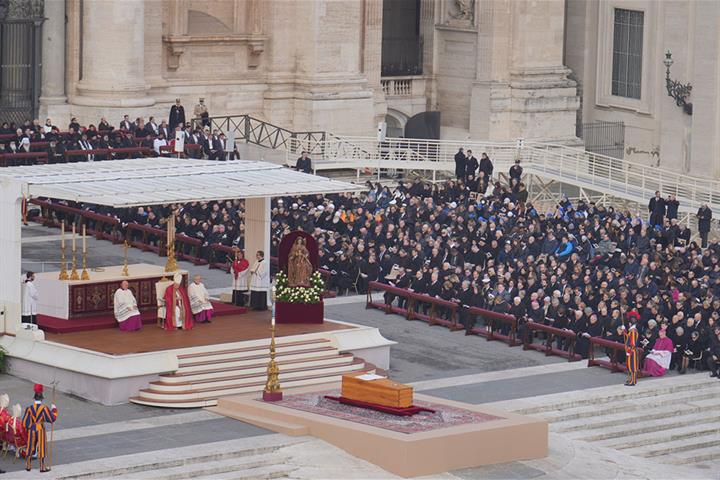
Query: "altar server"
113 280 143 332
231 248 250 306
249 250 269 310
21 271 38 325
23 384 58 473
164 273 194 330
188 275 214 323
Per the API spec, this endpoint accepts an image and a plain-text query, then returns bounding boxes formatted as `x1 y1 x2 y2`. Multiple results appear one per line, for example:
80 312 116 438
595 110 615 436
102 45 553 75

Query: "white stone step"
668 443 720 465
551 396 720 433
190 464 293 480
161 354 354 384
115 453 290 480
150 360 365 392
65 444 285 479
140 367 366 401
514 375 717 415
177 346 340 373
133 365 373 407
540 385 720 424
600 422 720 450
576 412 720 442
177 338 331 364
624 432 720 459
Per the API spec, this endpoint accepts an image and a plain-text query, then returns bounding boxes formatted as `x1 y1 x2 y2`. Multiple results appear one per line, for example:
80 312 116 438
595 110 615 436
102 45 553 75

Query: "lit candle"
72 223 76 251
271 314 275 327
82 225 87 254
60 221 65 248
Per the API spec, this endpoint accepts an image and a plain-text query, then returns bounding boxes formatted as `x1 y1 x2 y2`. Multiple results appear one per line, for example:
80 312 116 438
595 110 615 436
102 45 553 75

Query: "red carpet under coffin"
38 301 246 334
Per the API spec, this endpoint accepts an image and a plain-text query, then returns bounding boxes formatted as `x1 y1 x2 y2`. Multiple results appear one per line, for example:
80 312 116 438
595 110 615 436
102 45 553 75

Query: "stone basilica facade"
2 0 719 176
31 0 579 142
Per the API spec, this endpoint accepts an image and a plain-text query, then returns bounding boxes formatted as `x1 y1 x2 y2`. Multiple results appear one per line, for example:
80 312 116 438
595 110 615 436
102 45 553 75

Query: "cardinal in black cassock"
169 98 186 130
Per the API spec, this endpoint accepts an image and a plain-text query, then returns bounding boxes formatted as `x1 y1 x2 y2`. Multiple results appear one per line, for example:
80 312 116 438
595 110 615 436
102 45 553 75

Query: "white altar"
34 264 188 319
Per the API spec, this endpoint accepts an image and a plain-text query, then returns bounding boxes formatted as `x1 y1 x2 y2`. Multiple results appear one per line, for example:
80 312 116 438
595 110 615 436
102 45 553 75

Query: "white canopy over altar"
0 158 362 334
2 158 362 207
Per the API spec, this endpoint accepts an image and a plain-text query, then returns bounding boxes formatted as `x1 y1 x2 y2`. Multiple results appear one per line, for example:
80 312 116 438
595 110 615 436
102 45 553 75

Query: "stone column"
39 0 67 116
363 0 385 123
244 197 271 306
74 0 152 107
0 181 24 335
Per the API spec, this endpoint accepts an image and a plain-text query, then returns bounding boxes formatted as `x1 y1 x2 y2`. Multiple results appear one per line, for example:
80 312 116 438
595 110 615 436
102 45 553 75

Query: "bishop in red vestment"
164 273 194 330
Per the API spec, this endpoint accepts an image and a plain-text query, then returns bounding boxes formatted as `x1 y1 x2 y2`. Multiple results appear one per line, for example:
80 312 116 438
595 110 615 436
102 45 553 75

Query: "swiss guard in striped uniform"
22 383 58 473
622 322 640 387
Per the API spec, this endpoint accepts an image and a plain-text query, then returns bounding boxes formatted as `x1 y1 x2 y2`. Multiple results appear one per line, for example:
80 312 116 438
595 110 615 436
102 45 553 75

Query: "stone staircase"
506 374 720 470
54 436 306 480
130 338 373 408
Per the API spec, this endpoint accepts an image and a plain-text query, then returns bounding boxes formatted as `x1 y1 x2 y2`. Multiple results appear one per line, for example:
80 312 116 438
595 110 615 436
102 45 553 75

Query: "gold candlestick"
70 248 79 280
164 215 178 273
263 287 282 401
81 252 90 280
122 240 130 277
58 245 69 280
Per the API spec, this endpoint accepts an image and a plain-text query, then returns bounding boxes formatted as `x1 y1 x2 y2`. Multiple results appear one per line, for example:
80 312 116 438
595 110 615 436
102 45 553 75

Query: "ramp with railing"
284 136 720 215
193 114 718 217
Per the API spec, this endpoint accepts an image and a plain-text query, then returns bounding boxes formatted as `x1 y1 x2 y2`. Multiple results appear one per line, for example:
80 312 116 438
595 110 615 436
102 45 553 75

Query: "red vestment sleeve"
164 285 194 330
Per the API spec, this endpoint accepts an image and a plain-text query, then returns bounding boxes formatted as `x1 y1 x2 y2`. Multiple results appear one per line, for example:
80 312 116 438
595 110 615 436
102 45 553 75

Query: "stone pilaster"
73 0 153 108
363 0 386 123
488 0 579 142
38 0 68 119
244 197 271 306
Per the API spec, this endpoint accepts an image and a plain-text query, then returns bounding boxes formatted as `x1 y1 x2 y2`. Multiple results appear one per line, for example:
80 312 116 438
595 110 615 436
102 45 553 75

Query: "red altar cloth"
276 301 324 324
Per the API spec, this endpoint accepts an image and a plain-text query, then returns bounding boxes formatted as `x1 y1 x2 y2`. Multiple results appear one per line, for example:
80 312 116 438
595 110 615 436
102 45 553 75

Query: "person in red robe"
164 273 194 330
231 248 250 307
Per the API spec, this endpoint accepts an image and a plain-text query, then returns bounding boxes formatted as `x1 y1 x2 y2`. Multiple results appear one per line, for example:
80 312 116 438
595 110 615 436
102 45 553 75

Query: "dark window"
612 8 644 99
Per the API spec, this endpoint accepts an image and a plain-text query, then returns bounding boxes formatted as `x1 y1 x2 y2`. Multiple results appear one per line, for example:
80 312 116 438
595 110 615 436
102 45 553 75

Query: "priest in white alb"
188 274 214 323
114 280 143 331
249 250 269 310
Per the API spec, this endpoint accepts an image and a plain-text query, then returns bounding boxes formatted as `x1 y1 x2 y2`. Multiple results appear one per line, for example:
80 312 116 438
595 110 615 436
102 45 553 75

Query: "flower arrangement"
275 270 324 304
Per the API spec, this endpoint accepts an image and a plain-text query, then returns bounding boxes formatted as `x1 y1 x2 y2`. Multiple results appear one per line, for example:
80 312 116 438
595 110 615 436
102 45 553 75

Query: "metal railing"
284 135 720 214
195 114 327 152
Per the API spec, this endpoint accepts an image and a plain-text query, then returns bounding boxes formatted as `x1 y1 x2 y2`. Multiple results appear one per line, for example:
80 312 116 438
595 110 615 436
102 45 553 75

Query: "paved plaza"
1 223 716 478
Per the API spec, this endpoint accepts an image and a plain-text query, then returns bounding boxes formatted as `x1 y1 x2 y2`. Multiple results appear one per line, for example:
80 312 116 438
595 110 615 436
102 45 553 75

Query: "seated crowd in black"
38 168 720 378
0 115 239 162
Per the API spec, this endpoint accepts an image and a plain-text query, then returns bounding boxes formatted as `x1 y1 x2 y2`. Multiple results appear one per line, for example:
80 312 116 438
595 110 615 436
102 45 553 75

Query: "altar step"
130 338 372 408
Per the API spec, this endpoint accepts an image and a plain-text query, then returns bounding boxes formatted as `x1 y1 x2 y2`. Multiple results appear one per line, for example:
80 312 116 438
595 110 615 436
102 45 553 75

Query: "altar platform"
2 310 395 407
212 386 548 477
44 310 353 354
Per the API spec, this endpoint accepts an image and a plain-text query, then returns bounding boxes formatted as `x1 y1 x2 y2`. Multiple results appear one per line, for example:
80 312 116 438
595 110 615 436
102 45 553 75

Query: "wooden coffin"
341 373 413 409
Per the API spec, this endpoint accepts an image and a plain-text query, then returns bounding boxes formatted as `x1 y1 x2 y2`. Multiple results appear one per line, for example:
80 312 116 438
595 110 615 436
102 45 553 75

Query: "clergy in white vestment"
249 250 269 310
114 280 143 331
21 271 39 325
188 274 214 323
231 248 250 307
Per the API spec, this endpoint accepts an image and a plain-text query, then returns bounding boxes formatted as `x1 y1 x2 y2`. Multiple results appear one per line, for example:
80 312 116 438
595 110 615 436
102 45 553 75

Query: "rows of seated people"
35 172 720 379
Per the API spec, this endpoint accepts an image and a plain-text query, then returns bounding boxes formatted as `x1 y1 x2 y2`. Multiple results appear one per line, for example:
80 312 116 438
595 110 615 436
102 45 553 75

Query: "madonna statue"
287 237 313 287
